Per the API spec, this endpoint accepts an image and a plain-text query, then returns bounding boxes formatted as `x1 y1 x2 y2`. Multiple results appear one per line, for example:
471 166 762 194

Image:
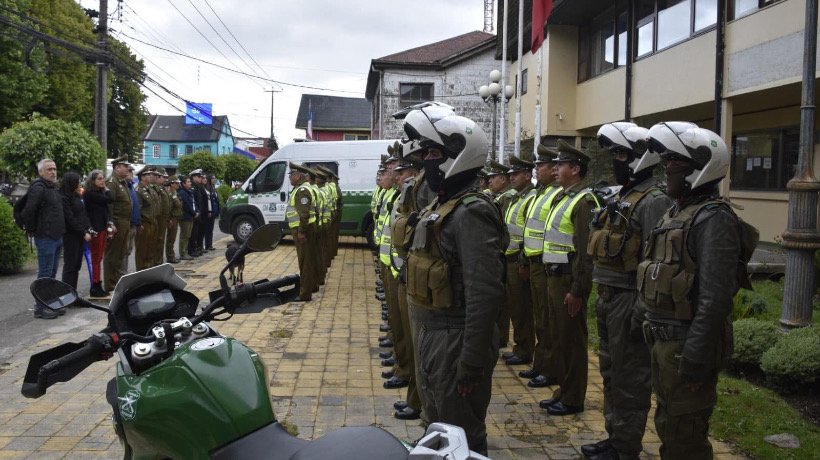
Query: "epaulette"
649 189 664 196
462 196 481 205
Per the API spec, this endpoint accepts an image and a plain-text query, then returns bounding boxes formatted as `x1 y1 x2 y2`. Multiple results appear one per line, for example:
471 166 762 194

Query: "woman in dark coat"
83 169 114 297
60 172 92 291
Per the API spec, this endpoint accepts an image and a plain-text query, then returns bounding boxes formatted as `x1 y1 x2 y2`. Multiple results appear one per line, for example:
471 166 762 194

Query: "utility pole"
94 0 108 155
264 88 281 139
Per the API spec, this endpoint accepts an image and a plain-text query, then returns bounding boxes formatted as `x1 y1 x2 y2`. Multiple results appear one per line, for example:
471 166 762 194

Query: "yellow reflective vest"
541 188 596 264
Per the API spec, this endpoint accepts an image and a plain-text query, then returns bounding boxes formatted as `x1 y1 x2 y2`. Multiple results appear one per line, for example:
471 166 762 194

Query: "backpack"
13 192 29 231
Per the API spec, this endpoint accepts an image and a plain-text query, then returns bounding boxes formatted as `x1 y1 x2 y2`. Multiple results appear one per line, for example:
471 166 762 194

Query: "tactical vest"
504 188 536 255
377 188 399 265
406 192 492 311
391 176 417 265
286 184 315 228
523 185 561 257
588 187 661 273
541 189 596 264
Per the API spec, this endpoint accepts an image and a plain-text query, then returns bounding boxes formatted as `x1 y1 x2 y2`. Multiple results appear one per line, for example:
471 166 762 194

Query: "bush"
732 292 768 320
216 183 232 208
731 318 780 368
0 197 29 274
760 327 820 393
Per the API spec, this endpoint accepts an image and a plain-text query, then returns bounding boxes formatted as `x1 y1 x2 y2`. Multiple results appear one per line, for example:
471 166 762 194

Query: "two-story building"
501 0 818 243
365 31 499 144
142 114 235 173
294 94 371 142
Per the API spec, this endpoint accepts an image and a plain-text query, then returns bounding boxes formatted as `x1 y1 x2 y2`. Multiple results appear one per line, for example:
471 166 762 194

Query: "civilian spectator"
21 159 66 319
178 175 197 260
121 165 139 275
84 169 114 297
60 172 92 291
204 173 219 250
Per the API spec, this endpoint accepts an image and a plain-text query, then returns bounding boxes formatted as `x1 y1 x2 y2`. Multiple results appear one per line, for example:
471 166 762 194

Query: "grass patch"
279 419 299 436
271 329 293 339
712 373 820 459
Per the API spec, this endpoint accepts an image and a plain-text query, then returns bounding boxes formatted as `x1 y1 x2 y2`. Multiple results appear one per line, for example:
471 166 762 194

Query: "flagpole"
533 45 542 160
500 0 509 164
514 0 524 160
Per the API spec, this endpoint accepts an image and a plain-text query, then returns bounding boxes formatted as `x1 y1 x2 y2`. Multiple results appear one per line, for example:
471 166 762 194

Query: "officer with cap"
317 165 342 261
485 159 515 348
154 167 171 266
189 169 207 257
166 175 183 263
501 155 537 369
314 167 335 269
639 122 751 460
539 139 598 416
403 108 505 455
286 163 316 301
135 166 157 270
306 167 329 286
518 145 563 388
582 123 672 460
103 154 133 291
477 168 491 196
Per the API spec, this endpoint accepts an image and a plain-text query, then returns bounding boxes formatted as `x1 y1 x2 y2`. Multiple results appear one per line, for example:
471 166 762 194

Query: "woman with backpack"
60 172 93 292
83 169 113 297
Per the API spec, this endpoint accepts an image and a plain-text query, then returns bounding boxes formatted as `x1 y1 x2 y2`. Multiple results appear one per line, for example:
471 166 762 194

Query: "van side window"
254 162 286 193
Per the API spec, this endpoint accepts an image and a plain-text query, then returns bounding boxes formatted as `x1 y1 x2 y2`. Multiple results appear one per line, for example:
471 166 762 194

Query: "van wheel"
363 220 375 250
232 215 257 243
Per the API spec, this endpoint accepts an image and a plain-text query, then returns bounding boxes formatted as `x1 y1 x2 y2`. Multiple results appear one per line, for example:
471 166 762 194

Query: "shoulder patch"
462 196 480 205
649 190 664 196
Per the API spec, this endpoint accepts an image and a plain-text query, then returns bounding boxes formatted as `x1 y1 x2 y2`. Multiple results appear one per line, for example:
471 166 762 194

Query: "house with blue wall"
141 114 234 173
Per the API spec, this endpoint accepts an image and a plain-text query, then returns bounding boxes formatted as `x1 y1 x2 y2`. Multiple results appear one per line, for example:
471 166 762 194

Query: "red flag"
531 0 553 53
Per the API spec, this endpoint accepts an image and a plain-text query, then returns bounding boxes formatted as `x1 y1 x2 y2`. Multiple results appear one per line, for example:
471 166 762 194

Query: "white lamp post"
479 70 513 162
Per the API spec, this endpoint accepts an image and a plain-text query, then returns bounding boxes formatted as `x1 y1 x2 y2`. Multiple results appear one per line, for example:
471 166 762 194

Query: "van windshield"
253 162 286 193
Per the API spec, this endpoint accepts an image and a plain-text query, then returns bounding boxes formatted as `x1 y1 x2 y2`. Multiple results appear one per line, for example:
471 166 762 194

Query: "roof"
143 115 232 143
366 31 497 100
294 94 370 130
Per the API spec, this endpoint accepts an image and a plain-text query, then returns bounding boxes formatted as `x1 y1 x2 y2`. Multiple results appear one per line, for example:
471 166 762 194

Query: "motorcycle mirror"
245 223 282 252
30 278 77 311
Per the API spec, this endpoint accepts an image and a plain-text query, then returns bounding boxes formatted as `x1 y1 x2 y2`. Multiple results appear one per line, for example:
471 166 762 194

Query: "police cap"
535 144 559 164
507 155 534 173
554 139 591 165
486 160 510 177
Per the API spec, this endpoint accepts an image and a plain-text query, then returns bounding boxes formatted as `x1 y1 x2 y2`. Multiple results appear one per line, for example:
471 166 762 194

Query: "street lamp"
479 70 514 162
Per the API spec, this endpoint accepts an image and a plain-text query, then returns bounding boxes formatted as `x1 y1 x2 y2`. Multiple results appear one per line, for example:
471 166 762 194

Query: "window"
521 69 528 95
344 134 356 141
634 0 717 58
169 144 178 159
357 134 369 140
195 146 203 152
185 145 193 154
204 146 211 153
730 0 781 19
252 162 286 194
657 0 691 50
578 5 628 82
400 83 433 106
695 0 718 31
730 128 799 191
152 144 160 159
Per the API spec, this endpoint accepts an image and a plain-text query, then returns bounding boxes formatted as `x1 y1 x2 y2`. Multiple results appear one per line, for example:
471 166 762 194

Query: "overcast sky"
84 0 491 147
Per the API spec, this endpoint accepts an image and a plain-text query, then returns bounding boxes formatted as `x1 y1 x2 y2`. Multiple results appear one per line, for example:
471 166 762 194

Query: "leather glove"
678 356 708 384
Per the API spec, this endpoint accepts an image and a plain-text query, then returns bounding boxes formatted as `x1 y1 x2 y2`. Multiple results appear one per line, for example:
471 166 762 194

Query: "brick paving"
0 236 745 459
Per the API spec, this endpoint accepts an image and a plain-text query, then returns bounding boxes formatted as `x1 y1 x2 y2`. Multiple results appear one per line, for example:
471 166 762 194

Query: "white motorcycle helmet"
400 138 425 159
403 108 487 179
596 122 658 175
647 121 729 190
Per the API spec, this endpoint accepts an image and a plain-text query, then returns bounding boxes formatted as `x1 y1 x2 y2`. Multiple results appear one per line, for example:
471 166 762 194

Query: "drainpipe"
713 0 725 133
379 69 384 140
624 0 634 121
781 0 820 329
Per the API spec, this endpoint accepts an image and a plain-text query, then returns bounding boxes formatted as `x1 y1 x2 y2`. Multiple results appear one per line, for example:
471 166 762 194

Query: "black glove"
678 356 708 384
456 361 483 387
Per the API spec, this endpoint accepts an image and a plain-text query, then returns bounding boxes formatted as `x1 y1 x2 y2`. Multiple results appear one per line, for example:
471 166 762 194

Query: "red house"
294 94 370 142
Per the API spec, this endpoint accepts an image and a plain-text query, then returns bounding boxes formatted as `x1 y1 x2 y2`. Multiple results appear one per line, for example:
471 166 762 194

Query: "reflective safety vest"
503 187 536 255
319 185 332 223
285 183 315 228
541 188 596 264
378 188 399 266
310 183 325 227
523 185 561 257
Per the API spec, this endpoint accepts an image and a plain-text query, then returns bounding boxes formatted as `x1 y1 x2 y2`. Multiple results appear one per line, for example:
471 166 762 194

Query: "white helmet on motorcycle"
403 108 487 179
647 121 729 190
596 122 658 175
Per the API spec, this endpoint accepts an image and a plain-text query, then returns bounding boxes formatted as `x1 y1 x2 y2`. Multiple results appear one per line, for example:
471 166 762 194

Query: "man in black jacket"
21 159 66 319
188 169 208 257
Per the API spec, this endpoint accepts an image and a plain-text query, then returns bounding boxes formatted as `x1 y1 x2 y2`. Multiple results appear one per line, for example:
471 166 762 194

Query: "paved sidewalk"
0 236 745 459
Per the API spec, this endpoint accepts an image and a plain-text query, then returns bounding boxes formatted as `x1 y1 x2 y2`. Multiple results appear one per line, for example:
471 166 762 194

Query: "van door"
246 161 288 225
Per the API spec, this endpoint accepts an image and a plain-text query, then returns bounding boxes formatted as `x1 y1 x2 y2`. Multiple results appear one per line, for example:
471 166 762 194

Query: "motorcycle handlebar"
22 334 114 398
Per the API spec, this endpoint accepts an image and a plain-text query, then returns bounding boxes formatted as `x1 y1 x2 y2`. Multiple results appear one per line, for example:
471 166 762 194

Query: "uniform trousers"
397 281 422 412
530 260 558 379
104 217 130 292
294 228 316 300
547 271 588 407
315 224 327 286
166 220 179 261
121 225 136 275
596 286 651 459
506 259 534 360
154 218 167 265
383 265 410 381
135 221 156 271
650 336 720 460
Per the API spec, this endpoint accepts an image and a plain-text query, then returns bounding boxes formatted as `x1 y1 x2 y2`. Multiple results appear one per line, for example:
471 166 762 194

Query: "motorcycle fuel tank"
114 336 275 460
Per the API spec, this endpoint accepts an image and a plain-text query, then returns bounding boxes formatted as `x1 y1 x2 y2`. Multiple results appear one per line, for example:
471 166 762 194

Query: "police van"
219 139 397 244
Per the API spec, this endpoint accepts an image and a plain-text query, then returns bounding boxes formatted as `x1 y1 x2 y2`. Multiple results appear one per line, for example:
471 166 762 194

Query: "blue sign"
185 102 213 125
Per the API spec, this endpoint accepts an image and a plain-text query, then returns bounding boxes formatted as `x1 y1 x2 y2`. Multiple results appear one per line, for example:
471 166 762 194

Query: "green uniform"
166 189 182 261
287 181 316 300
639 196 742 460
406 187 506 455
503 184 536 361
103 175 133 291
589 177 671 458
492 185 516 345
542 181 597 407
154 185 171 265
135 183 157 271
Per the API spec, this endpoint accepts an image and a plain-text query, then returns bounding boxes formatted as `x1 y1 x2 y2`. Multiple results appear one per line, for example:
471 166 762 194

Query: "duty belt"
525 255 543 264
505 252 521 262
646 321 689 341
545 263 571 276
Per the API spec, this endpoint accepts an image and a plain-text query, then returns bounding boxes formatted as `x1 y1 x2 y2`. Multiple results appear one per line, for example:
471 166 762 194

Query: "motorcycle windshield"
109 263 187 315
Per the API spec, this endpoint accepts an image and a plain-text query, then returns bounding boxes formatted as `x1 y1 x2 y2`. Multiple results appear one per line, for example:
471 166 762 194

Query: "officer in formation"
582 123 672 460
103 155 133 292
317 165 342 262
638 122 748 460
485 160 515 348
477 168 491 195
285 163 317 301
166 175 183 264
153 167 172 266
134 166 158 271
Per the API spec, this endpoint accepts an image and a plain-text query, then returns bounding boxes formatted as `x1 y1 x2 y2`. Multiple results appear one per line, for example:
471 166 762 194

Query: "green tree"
0 0 49 130
220 153 257 184
176 150 224 177
107 39 148 161
0 113 105 180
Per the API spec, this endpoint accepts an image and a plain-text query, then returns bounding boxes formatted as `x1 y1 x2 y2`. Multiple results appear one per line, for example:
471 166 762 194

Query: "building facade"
501 0 816 243
142 115 235 173
294 94 371 142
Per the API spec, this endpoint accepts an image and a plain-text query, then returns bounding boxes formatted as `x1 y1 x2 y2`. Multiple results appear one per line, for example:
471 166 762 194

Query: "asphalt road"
0 226 231 366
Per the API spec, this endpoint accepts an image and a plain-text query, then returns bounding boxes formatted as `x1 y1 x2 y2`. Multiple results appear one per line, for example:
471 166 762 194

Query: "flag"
531 0 553 53
306 100 313 140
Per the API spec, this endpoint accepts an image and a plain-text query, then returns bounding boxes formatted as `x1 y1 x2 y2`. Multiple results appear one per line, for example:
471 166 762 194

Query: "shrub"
760 327 820 393
0 196 29 274
732 292 768 320
216 183 232 207
731 318 779 368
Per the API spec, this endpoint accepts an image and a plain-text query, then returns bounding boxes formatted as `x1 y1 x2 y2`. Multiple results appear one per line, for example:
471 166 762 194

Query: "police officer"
154 167 171 266
477 168 491 196
286 163 316 301
501 156 537 368
135 166 157 271
583 123 672 460
539 139 598 416
518 145 562 388
485 159 515 348
306 168 329 288
317 165 342 260
639 122 747 460
103 155 133 291
403 108 505 455
166 175 183 264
